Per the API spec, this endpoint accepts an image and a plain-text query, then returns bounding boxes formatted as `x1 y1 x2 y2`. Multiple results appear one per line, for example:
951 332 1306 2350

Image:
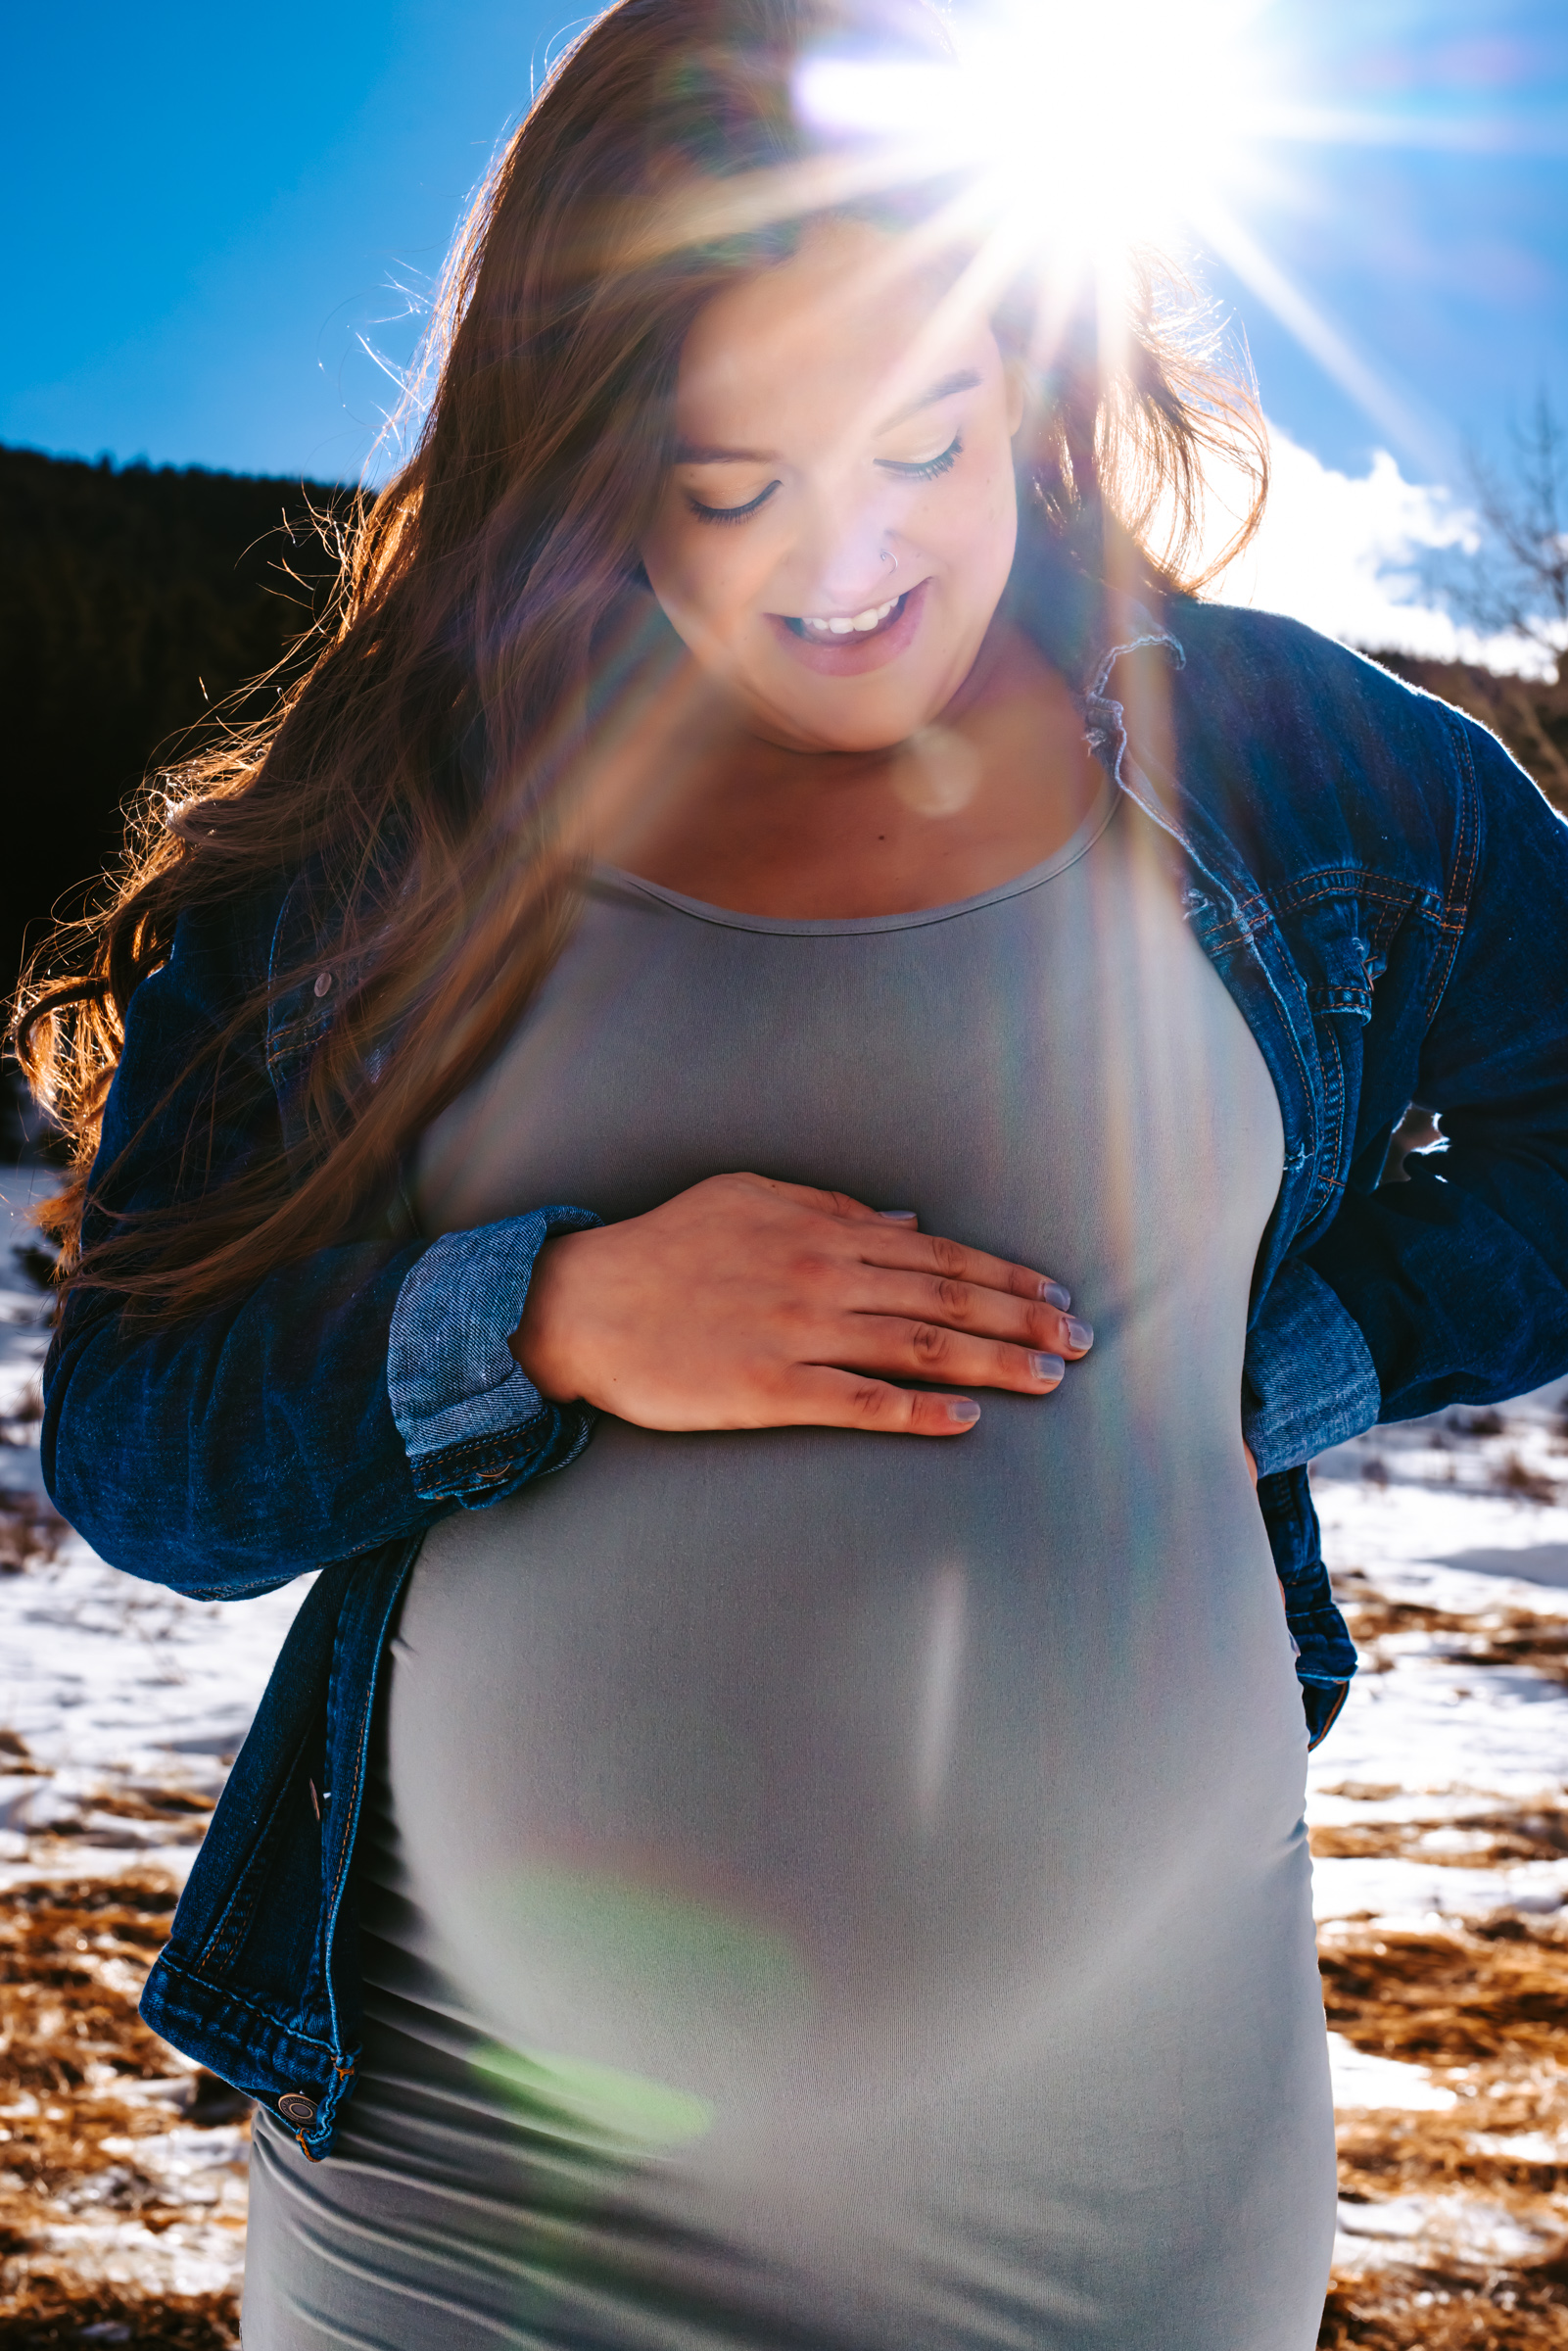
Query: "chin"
813 716 929 753
762 684 942 756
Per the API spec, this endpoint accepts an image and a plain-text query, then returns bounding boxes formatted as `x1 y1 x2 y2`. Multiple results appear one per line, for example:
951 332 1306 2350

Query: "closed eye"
686 480 781 525
878 432 963 482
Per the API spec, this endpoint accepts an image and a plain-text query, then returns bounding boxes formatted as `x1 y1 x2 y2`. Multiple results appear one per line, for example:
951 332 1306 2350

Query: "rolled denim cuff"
1256 1461 1357 1750
388 1206 600 1504
1243 1256 1381 1475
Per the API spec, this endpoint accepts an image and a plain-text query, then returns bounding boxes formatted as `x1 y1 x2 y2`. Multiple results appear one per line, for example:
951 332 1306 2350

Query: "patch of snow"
1313 1855 1568 1927
1308 1452 1568 1826
1333 2192 1552 2272
1314 1467 1568 1594
21 2213 246 2302
0 1171 309 1895
1326 2034 1457 2113
1469 2130 1567 2163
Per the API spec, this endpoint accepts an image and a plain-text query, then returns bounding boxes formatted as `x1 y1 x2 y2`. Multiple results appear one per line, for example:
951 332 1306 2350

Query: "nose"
792 480 898 615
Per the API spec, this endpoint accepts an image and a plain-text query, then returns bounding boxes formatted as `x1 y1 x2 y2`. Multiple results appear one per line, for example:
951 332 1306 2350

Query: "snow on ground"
0 1172 308 1892
0 1172 305 2331
1309 1449 1568 1933
3 1165 1567 2338
1307 1395 1568 2299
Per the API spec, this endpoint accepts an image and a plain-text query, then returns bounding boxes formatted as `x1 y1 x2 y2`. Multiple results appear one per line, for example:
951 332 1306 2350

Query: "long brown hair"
14 0 1266 1315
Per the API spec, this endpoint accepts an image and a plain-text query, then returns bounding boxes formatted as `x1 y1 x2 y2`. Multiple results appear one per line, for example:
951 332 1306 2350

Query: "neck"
590 614 1101 922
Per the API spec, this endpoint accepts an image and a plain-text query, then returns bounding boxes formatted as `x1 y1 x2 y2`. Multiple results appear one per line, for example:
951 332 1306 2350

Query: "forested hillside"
1 445 358 1000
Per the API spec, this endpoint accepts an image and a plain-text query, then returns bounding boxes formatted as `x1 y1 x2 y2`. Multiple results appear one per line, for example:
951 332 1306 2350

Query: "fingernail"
1065 1317 1094 1351
878 1208 920 1223
1029 1354 1065 1385
947 1399 981 1424
1038 1279 1070 1308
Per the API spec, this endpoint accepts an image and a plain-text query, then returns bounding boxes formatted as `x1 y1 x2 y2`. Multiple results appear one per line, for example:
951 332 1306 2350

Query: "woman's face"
641 219 1024 754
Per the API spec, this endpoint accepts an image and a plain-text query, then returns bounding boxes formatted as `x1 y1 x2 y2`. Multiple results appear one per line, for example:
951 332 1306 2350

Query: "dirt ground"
1316 1912 1568 2344
0 1874 243 2349
1 1869 1565 2346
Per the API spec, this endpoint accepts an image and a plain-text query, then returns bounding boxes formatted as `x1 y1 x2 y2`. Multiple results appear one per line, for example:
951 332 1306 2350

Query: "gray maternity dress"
244 777 1336 2350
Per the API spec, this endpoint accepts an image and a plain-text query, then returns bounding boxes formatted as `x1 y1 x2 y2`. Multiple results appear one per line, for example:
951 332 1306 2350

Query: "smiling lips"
782 589 908 643
795 593 903 637
770 578 927 674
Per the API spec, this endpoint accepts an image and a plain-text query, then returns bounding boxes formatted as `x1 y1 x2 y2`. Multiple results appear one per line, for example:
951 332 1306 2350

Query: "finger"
741 1174 891 1224
848 1223 1072 1310
820 1319 1069 1393
784 1364 983 1435
844 1271 1092 1358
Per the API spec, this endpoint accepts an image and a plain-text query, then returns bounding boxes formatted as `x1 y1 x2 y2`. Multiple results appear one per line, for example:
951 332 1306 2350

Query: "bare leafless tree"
1430 391 1568 683
1392 392 1568 809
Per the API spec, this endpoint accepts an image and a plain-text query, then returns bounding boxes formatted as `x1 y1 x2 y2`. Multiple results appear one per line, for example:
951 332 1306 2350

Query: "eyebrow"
874 366 984 433
671 366 985 466
672 439 775 465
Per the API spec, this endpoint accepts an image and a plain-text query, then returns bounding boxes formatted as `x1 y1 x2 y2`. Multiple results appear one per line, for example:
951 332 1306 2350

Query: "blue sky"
1206 0 1568 482
5 0 1566 532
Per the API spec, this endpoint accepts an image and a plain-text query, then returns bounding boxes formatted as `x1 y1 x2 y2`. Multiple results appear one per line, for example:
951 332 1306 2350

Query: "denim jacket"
42 563 1568 2157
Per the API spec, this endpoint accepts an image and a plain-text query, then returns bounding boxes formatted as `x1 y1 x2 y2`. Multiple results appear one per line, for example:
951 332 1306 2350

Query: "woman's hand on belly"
511 1172 1091 1435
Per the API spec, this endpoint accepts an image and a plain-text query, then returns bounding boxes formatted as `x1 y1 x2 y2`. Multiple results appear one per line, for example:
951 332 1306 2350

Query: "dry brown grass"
1311 1807 1568 1866
0 1497 65 1575
76 1793 214 1831
1319 2272 1568 2347
1317 1916 1568 2344
4 1877 1567 2343
0 1874 243 2347
0 2285 239 2347
1499 1452 1565 1507
1334 1573 1568 1689
0 1386 43 1451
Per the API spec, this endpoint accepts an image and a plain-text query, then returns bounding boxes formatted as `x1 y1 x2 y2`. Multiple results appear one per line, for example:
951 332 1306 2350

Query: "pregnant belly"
384 1397 1303 2124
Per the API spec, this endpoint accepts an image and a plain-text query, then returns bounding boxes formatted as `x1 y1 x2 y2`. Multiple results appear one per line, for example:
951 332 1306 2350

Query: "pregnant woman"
23 1 1568 2345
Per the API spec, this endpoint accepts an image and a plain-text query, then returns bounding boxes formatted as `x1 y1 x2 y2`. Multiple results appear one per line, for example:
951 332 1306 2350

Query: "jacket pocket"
1294 905 1397 1222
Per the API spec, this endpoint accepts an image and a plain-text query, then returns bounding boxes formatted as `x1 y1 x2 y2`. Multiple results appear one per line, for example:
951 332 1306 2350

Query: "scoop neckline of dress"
594 770 1119 939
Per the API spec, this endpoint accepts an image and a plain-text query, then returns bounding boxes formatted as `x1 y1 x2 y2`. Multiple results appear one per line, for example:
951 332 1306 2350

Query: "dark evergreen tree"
1 446 357 999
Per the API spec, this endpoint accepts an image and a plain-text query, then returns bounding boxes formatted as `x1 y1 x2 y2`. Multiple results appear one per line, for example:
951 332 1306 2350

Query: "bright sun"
795 0 1273 276
789 0 1431 464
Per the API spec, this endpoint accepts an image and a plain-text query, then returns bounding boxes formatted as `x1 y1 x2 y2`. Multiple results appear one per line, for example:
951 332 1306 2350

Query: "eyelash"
686 482 780 526
685 432 964 525
881 432 964 482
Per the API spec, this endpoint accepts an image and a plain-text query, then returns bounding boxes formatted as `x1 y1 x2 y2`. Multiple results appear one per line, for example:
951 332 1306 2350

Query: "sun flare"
787 0 1449 477
795 0 1274 281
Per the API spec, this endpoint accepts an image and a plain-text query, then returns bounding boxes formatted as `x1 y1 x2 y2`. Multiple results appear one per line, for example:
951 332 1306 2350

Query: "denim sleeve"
1243 1256 1380 1475
1305 723 1568 1422
42 896 599 1600
388 1209 600 1504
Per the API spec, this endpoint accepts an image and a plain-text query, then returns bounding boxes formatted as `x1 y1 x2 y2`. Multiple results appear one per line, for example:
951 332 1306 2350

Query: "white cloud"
1205 422 1551 678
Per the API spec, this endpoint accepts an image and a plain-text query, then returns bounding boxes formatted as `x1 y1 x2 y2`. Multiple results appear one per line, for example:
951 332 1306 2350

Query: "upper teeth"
801 596 899 636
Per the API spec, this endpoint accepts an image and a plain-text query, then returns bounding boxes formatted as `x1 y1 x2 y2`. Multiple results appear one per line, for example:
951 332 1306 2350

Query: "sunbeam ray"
780 0 1509 473
1189 197 1446 472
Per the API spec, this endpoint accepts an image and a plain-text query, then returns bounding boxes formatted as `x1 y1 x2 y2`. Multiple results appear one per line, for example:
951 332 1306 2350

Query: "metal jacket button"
312 971 333 997
278 2091 317 2124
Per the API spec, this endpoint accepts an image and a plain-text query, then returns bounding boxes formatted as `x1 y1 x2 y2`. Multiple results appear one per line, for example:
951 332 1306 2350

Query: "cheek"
975 439 1021 552
641 504 702 616
932 449 1018 595
643 513 765 636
